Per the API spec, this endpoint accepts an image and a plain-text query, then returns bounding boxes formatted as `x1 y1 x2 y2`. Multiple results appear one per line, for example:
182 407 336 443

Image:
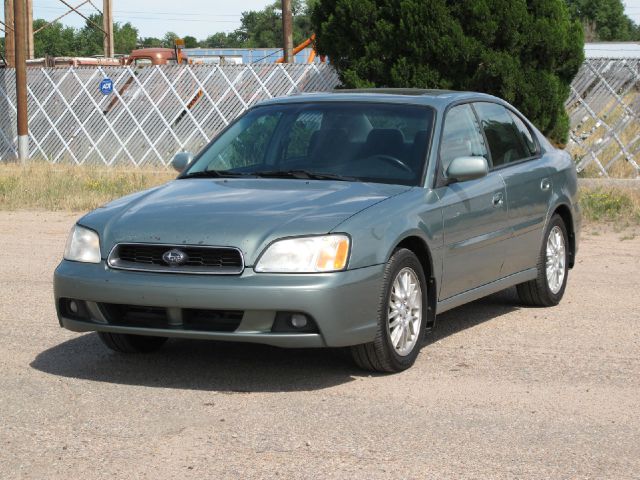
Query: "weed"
579 187 640 225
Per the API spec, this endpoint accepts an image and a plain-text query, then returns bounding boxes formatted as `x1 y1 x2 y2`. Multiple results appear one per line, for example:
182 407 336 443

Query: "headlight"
63 225 101 263
255 234 350 273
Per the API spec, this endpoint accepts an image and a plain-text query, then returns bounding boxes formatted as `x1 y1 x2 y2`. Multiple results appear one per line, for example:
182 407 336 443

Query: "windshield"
183 102 435 186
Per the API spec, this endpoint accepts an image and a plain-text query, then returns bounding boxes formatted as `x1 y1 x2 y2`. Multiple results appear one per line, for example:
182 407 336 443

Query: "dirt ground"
0 211 638 479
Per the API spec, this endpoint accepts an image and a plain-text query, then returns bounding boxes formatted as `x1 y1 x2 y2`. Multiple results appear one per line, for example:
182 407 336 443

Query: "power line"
113 16 237 23
9 5 242 24
29 4 243 17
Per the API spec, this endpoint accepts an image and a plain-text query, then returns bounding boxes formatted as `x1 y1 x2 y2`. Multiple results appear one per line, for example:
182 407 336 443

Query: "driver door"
435 104 510 300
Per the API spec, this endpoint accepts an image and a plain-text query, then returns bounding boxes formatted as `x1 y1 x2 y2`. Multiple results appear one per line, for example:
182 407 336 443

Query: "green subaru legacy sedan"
54 89 580 372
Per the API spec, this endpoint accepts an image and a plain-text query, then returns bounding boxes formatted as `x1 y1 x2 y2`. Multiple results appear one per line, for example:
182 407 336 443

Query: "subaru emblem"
162 248 188 266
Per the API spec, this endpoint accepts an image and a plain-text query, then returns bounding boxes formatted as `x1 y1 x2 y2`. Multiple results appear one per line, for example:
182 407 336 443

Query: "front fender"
332 188 444 276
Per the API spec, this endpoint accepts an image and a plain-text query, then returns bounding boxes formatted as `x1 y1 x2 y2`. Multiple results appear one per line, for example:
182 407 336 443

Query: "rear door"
473 102 552 276
436 104 510 300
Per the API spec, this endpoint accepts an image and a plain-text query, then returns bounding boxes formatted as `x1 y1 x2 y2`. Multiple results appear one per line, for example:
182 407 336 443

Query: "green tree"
32 19 76 57
162 31 179 48
202 32 244 48
114 22 138 53
74 14 104 55
75 14 139 55
566 0 638 40
311 0 584 144
235 0 315 47
139 37 163 48
183 35 198 48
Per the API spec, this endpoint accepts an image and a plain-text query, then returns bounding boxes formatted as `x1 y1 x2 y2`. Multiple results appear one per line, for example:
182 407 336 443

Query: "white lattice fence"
566 58 640 178
2 59 639 176
0 63 339 166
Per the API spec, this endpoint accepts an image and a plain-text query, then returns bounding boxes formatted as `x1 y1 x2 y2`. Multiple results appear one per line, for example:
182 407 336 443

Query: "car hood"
80 178 412 265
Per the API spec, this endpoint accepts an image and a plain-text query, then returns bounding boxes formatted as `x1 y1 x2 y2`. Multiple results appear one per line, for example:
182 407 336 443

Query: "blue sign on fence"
99 78 114 95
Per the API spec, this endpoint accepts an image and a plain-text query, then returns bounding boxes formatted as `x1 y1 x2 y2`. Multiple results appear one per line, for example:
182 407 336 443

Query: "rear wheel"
98 332 167 353
351 248 427 373
517 214 569 307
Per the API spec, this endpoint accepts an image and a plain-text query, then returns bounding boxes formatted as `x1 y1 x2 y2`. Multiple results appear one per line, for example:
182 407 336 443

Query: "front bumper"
54 260 384 348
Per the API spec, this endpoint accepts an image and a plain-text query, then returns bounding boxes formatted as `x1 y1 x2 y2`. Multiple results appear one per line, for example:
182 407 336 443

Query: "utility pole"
26 0 33 59
281 0 293 63
14 0 28 162
103 0 113 57
4 0 14 67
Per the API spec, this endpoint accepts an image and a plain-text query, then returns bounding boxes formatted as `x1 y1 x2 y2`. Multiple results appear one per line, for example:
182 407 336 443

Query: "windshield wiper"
181 170 254 179
249 169 359 182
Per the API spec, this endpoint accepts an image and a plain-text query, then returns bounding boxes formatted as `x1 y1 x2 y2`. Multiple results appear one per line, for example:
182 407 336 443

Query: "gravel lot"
1 211 638 479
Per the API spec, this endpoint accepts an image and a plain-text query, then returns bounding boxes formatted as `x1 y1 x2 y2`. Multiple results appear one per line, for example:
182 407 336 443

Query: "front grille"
108 243 244 274
99 303 243 332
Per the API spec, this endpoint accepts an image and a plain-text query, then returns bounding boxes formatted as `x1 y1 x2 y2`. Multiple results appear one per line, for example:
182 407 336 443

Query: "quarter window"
440 104 488 174
474 102 533 167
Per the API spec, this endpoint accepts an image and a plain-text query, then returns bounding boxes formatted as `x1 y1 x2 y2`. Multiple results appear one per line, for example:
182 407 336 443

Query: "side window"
133 57 152 67
509 111 538 157
440 104 488 174
474 102 531 167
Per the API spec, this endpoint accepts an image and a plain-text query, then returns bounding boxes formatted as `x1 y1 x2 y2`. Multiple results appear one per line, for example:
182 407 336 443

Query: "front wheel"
98 332 167 353
351 248 427 373
517 214 569 307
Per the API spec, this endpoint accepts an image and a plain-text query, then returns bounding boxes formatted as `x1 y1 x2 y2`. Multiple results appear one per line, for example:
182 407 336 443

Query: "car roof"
256 88 504 109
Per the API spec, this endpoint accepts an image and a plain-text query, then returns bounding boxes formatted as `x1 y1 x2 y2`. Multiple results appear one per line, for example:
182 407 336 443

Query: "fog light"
290 314 308 329
69 300 79 314
272 312 318 333
60 298 90 321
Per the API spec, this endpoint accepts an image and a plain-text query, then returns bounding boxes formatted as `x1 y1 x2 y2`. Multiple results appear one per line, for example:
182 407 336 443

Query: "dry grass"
0 162 175 211
2 162 639 226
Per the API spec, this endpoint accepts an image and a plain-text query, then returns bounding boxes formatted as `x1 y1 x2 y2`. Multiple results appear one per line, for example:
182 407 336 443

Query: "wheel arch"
391 234 437 330
551 203 576 269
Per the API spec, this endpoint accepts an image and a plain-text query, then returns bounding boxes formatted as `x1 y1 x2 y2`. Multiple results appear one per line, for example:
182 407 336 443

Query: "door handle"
541 178 552 191
492 192 504 207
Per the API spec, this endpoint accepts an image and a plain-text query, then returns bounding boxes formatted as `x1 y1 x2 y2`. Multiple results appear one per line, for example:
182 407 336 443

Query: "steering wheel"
367 154 414 175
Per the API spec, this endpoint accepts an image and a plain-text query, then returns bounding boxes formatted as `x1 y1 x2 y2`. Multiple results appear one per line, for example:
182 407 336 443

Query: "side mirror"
171 151 194 173
446 156 488 183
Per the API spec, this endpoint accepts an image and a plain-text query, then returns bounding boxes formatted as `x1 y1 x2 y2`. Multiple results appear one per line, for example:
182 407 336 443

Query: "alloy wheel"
546 225 566 295
387 267 423 356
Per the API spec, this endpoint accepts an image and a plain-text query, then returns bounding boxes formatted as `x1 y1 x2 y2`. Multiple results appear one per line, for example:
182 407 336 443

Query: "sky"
1 0 640 42
1 0 273 40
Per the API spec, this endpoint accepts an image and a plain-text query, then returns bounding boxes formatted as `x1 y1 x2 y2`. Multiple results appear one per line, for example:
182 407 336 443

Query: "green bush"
311 0 584 144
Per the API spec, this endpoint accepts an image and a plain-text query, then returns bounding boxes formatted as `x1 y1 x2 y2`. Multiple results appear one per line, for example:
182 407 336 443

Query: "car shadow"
425 286 523 345
30 288 522 392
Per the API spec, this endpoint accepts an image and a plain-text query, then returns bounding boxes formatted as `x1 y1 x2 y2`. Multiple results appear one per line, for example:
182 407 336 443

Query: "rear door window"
508 111 538 157
473 102 533 167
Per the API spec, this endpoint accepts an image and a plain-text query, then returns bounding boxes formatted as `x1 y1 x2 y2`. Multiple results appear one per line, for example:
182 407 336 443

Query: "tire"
517 214 569 307
351 248 427 373
98 332 167 353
